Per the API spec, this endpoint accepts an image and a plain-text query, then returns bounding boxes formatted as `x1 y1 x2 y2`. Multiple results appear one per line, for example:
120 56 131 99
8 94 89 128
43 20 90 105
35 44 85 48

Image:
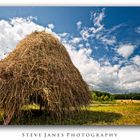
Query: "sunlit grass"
22 103 40 110
0 100 140 125
87 100 140 125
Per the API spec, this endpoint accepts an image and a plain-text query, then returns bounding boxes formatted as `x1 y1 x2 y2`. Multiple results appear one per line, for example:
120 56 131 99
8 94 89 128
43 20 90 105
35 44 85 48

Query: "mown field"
0 100 140 125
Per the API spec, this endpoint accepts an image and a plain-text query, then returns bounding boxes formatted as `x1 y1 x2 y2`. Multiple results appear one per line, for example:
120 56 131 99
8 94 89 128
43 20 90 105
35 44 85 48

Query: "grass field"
86 100 140 125
0 100 140 125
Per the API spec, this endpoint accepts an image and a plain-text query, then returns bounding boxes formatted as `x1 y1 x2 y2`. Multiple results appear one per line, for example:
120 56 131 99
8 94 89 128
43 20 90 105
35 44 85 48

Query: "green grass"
0 100 140 125
87 102 140 125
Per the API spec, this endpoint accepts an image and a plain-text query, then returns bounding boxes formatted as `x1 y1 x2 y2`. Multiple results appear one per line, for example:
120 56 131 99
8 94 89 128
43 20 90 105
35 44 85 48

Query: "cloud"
77 9 106 41
117 44 136 59
59 32 68 37
118 65 140 92
64 42 123 93
0 17 58 59
71 37 82 44
90 8 105 33
107 24 124 34
131 55 140 65
48 24 55 30
76 21 82 29
135 26 140 33
61 32 140 93
0 17 45 59
78 8 118 47
100 36 116 46
66 41 140 93
0 16 140 94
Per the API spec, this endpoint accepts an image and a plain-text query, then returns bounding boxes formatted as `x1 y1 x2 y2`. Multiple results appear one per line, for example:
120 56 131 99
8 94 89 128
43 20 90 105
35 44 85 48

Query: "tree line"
91 90 140 101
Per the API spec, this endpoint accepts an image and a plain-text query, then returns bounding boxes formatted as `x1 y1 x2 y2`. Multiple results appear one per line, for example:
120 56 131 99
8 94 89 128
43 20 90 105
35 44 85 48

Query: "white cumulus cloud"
0 18 43 59
117 44 136 59
0 17 58 59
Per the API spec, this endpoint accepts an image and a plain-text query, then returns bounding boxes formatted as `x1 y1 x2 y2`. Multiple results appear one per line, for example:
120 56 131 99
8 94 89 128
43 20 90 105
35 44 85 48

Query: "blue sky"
0 7 140 32
0 7 140 93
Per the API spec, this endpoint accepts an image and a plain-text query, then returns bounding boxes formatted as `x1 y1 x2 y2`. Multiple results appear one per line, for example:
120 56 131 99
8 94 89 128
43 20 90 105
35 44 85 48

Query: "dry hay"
0 31 91 125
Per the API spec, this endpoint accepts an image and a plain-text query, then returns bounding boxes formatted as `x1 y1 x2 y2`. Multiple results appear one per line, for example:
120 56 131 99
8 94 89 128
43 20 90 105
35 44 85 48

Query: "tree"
104 95 109 101
100 95 105 101
110 95 115 101
92 93 98 100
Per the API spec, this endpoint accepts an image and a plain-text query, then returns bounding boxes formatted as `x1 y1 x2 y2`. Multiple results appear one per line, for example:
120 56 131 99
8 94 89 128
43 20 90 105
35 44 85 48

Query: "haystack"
0 31 91 125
